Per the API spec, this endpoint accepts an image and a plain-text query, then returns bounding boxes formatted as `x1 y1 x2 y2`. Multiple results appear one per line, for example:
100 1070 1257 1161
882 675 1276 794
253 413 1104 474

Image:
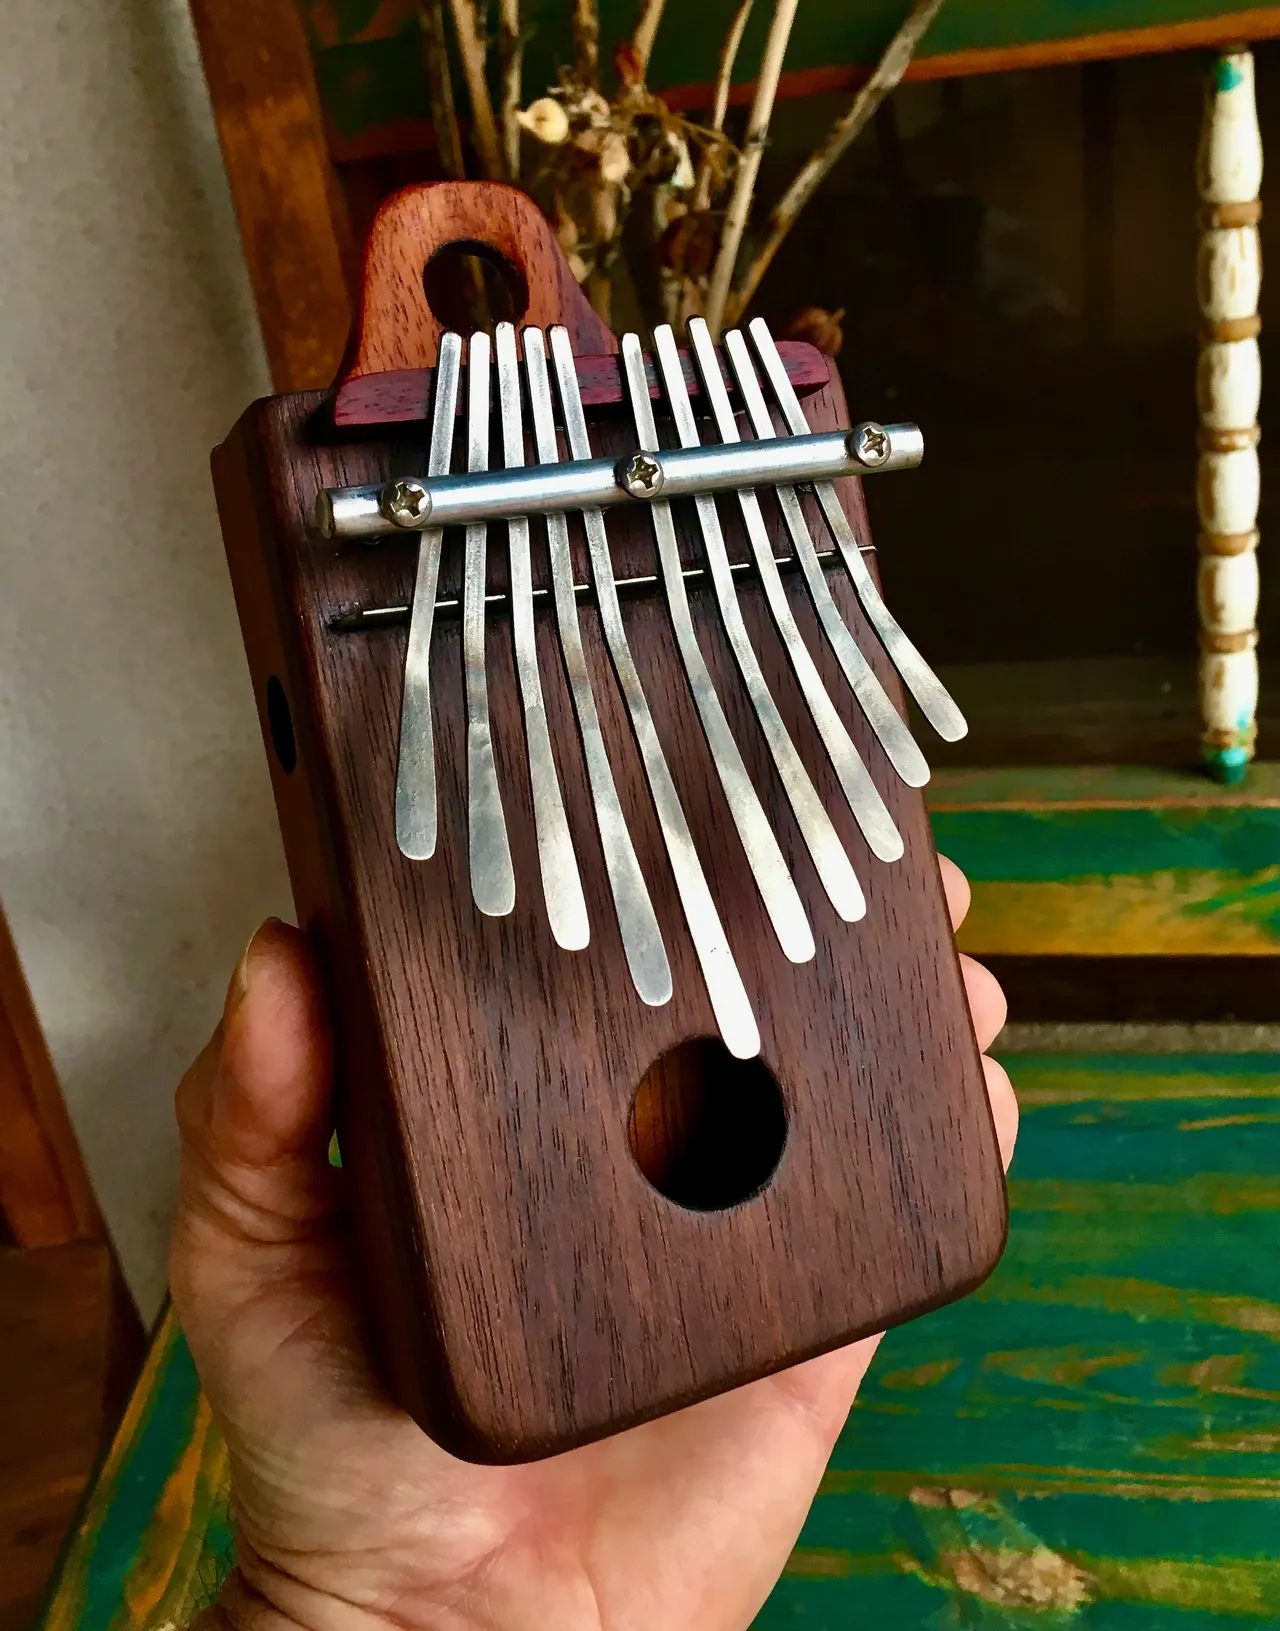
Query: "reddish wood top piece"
333 341 830 430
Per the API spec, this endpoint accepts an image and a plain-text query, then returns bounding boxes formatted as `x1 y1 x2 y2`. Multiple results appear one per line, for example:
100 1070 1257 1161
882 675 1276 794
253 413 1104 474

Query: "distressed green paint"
929 764 1280 808
41 1314 232 1631
44 1055 1280 1629
1009 1052 1280 1105
755 1053 1280 1627
297 1 1280 144
928 806 1280 887
923 769 1280 954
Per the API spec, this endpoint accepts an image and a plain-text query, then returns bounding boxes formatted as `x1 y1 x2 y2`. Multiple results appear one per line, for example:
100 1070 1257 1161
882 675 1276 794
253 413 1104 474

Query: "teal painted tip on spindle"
1204 743 1251 785
1216 56 1246 93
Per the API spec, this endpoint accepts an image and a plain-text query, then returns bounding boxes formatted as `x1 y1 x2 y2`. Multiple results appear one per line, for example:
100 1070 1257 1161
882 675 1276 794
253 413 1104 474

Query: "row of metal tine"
388 315 966 1059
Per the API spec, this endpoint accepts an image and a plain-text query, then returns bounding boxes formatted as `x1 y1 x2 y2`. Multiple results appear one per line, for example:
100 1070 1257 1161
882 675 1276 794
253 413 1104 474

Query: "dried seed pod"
781 305 846 356
599 131 631 185
518 97 571 145
658 209 718 279
668 133 695 191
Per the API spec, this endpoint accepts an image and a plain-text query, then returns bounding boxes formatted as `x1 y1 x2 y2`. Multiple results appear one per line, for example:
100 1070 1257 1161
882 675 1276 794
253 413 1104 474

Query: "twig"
631 0 667 75
447 0 505 180
572 0 600 87
703 0 799 338
419 0 467 179
730 0 949 320
499 0 522 178
692 0 753 212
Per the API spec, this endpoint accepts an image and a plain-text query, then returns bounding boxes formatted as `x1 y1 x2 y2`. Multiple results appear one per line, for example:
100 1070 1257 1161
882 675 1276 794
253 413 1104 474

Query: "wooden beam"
189 0 354 390
661 8 1280 110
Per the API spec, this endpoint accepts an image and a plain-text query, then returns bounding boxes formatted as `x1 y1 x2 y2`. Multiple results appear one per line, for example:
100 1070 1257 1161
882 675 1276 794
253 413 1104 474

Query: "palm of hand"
172 862 1015 1631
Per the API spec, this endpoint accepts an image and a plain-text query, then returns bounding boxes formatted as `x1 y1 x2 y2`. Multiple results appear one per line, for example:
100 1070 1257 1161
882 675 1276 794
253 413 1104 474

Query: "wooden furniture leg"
1197 46 1262 783
0 897 145 1629
188 0 354 390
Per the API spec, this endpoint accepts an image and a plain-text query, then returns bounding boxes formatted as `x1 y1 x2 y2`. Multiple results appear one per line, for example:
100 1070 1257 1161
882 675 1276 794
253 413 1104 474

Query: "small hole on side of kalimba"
265 675 297 775
422 241 529 334
627 1040 787 1212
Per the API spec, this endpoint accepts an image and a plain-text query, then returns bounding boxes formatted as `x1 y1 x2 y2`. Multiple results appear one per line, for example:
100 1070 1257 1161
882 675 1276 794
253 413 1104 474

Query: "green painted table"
43 1050 1280 1628
933 767 1280 958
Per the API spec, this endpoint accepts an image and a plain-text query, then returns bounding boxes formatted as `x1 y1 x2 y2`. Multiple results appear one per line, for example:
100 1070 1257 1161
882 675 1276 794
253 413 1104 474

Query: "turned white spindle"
1196 48 1262 782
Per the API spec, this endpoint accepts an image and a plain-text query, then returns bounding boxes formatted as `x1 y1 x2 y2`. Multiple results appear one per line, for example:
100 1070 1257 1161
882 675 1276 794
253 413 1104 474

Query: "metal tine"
548 325 760 1059
747 316 968 743
722 327 931 790
684 317 903 865
649 325 866 924
494 323 590 951
620 334 815 966
521 328 672 1009
462 333 516 916
396 331 463 860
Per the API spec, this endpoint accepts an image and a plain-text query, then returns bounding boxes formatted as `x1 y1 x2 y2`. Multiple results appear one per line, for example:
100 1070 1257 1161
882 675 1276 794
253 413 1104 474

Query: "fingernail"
224 918 283 1020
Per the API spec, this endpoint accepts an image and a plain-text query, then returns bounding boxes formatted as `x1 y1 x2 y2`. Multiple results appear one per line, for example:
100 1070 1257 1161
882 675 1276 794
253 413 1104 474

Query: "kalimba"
212 182 1007 1463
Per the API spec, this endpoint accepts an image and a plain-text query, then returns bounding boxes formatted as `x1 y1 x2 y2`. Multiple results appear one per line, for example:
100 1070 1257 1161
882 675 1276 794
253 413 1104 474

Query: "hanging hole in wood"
422 241 529 335
266 675 297 774
628 1039 788 1212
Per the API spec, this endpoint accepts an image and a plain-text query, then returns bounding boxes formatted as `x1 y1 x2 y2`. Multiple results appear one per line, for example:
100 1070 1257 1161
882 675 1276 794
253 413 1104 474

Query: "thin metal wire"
620 333 814 966
330 548 859 632
722 327 930 790
494 323 589 950
748 316 968 743
549 325 760 1058
395 331 462 860
462 333 516 916
522 328 672 1008
685 317 903 864
651 325 866 922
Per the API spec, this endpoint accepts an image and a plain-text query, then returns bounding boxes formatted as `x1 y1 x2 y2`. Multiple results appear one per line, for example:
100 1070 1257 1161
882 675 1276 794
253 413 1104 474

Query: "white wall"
0 0 292 1316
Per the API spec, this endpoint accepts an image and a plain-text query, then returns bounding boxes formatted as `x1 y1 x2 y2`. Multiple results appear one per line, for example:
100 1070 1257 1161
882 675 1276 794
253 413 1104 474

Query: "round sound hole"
628 1039 788 1212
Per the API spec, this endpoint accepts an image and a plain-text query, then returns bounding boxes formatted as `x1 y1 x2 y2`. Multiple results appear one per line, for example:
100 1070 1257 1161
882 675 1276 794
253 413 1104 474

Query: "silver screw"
850 423 891 467
379 478 432 528
618 451 665 499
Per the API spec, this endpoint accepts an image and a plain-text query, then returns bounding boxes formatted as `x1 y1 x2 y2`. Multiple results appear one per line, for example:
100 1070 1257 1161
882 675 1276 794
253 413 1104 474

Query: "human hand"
172 857 1016 1631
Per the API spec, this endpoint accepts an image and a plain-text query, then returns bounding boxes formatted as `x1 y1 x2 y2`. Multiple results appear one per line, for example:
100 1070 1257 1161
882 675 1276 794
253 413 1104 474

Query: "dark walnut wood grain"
212 180 1007 1463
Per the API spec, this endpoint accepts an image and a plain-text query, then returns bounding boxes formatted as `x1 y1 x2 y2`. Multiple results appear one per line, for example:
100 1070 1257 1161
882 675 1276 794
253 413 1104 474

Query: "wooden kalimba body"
212 182 1007 1464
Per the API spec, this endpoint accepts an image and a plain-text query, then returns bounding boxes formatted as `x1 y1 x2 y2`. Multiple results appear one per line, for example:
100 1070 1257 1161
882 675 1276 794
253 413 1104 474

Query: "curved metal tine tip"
619 332 813 965
746 317 968 743
520 326 673 1008
651 323 865 923
685 318 903 865
722 328 931 790
549 324 760 1058
493 323 590 951
395 330 463 860
462 330 516 917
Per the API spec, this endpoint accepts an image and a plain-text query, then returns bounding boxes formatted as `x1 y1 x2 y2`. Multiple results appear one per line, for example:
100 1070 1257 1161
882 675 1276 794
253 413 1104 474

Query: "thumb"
170 919 337 1314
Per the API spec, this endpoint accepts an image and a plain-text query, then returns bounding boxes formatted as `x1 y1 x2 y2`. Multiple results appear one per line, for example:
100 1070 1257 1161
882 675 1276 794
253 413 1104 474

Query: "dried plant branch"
631 0 667 75
692 0 753 212
703 0 798 337
572 0 600 87
730 0 949 320
419 0 467 178
447 0 505 180
499 0 522 178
